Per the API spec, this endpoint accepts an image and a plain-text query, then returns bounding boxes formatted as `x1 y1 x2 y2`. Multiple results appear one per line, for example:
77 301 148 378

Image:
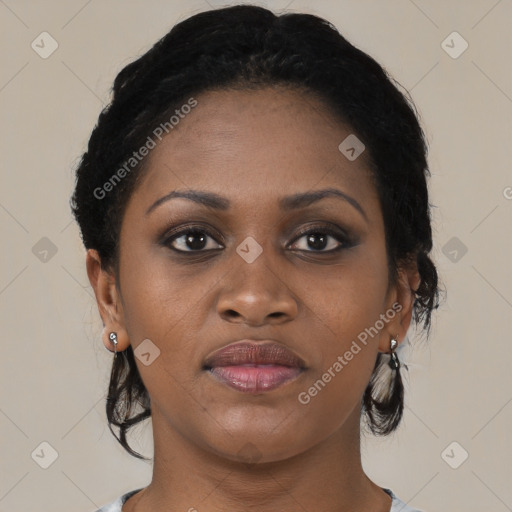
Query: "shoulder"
382 488 424 512
93 489 143 512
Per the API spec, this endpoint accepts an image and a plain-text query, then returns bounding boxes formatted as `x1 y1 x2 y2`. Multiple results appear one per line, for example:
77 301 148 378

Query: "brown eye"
165 227 223 252
289 225 353 253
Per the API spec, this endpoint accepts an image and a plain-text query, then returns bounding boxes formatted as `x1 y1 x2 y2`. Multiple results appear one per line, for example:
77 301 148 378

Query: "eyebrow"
145 187 367 221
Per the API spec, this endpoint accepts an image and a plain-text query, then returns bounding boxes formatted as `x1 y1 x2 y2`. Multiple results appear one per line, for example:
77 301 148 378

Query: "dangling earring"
388 336 400 370
109 332 118 355
361 334 406 434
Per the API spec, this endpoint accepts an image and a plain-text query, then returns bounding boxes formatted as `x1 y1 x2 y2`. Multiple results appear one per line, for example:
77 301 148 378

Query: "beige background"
1 1 511 511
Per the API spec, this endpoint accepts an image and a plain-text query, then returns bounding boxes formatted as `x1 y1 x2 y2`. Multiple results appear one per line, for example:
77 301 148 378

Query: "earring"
109 332 118 355
388 336 400 371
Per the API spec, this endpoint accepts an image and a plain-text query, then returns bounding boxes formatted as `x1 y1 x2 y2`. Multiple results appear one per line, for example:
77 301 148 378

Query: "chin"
201 423 313 466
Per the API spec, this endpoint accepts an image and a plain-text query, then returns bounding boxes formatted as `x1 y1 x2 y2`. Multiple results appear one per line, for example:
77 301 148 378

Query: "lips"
203 340 306 393
204 341 306 368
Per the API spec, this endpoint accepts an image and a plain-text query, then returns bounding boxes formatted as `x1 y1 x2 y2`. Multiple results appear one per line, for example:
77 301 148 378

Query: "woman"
72 5 439 511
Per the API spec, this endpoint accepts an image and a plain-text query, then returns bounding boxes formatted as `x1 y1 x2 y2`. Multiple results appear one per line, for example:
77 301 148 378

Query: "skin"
86 86 419 512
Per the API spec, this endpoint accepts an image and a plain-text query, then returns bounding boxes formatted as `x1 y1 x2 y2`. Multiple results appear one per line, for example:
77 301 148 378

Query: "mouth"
203 340 306 393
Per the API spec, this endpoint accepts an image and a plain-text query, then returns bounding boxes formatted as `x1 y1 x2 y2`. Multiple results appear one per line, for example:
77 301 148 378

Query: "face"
89 86 414 464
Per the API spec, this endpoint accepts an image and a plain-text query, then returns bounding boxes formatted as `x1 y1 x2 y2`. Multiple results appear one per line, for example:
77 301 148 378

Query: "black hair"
71 4 440 460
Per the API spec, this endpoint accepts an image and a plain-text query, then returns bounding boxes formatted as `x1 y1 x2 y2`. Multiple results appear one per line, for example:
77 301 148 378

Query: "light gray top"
94 487 423 511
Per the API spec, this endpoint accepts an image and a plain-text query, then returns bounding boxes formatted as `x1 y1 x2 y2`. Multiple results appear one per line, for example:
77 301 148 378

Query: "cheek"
116 247 201 385
294 291 385 434
295 248 390 408
295 352 375 442
302 247 390 333
119 243 206 339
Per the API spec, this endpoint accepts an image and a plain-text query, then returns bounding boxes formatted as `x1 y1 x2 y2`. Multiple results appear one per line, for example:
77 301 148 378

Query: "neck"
127 405 391 512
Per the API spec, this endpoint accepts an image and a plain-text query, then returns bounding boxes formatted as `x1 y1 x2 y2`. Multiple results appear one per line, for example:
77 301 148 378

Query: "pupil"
187 231 206 250
307 233 327 250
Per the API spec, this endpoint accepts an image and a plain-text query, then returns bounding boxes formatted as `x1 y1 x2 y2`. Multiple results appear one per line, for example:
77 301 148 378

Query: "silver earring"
388 336 400 371
109 332 118 354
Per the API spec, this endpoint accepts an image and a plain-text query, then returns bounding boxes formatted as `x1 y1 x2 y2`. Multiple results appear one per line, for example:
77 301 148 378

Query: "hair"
71 4 440 460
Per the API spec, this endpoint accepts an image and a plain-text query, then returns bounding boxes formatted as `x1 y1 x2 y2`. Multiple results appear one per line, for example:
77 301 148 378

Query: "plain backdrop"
1 1 511 511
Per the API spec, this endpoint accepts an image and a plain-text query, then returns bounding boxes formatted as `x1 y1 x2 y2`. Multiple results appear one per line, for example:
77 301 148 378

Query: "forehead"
131 86 377 214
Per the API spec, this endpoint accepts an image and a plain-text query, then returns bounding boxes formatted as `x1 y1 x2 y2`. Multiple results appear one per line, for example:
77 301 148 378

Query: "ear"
378 258 421 353
86 249 130 352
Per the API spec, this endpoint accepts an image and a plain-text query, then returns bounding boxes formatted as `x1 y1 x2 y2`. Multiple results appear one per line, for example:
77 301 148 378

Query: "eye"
164 227 223 252
288 225 351 253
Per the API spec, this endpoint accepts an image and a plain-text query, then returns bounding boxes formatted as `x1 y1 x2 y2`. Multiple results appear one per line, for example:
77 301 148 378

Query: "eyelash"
290 224 353 252
161 223 354 255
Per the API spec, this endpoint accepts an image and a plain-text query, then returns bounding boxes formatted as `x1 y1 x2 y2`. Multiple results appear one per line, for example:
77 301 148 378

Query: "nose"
216 252 298 327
